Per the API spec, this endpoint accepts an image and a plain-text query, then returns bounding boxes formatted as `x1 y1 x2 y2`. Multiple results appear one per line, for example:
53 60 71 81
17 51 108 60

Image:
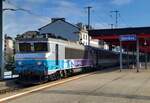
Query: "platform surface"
3 68 150 103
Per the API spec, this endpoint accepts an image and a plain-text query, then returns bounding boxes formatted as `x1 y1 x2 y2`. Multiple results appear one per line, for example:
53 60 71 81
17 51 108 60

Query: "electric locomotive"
15 37 120 84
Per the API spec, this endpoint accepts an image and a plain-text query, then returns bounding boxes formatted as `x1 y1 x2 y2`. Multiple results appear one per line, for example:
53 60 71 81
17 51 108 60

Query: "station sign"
120 35 137 41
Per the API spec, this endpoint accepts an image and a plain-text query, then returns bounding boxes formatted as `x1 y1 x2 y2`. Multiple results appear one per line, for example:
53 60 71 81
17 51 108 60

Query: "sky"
3 0 150 37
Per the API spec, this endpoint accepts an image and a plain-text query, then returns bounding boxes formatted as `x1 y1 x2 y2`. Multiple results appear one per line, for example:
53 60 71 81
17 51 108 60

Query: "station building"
38 18 101 47
16 18 103 48
38 18 87 44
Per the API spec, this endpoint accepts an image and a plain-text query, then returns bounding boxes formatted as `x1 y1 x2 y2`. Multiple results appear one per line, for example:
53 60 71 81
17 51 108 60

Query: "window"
19 43 31 52
83 35 85 39
85 35 87 40
34 42 48 52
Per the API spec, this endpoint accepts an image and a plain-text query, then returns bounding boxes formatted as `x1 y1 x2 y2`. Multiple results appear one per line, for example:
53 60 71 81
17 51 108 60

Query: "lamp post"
2 0 32 79
1 2 23 79
119 40 123 72
0 0 4 79
144 40 148 69
136 38 140 72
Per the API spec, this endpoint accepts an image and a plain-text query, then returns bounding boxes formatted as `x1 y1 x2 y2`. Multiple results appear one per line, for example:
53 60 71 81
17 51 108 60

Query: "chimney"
51 18 65 22
76 23 83 29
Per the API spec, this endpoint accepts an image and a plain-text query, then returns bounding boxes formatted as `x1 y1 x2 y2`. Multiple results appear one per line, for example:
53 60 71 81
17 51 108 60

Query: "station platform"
0 67 150 103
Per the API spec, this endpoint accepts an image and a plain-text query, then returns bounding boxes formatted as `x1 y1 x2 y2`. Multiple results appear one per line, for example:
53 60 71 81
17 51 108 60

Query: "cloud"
3 10 50 37
3 0 52 37
93 23 110 29
112 0 133 5
26 0 48 3
3 0 110 37
3 0 86 37
50 0 84 17
3 1 16 9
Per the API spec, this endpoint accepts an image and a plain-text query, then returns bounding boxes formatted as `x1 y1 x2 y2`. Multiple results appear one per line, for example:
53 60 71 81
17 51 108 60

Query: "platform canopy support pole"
132 49 135 67
145 52 148 69
144 39 148 70
0 0 4 79
127 47 129 68
120 40 123 72
136 38 140 72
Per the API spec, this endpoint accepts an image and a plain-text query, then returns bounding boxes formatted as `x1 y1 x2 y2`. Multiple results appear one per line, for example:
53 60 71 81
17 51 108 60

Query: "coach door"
55 44 59 65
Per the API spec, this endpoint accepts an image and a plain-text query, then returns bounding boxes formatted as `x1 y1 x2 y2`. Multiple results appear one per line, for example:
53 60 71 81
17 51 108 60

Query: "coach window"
34 42 48 52
19 43 31 52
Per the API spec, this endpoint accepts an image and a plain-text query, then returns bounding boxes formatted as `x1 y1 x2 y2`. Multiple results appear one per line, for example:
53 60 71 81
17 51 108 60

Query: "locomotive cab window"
19 43 31 52
34 42 48 52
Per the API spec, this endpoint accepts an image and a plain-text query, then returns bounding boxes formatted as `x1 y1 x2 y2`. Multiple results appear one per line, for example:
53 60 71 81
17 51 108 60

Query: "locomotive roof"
16 37 85 50
16 37 75 43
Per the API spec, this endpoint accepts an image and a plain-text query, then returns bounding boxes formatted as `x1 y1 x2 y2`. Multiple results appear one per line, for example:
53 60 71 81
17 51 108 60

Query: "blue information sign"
120 35 137 41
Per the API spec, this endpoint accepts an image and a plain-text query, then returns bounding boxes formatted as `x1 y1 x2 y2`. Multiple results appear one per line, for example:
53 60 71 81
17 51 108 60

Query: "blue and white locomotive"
15 37 120 84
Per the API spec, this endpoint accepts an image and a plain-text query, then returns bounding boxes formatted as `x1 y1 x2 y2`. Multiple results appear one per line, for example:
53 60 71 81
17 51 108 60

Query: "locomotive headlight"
37 62 42 65
18 61 22 65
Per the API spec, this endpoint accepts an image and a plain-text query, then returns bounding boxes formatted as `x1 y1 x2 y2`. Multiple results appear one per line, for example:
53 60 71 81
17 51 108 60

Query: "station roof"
89 27 150 53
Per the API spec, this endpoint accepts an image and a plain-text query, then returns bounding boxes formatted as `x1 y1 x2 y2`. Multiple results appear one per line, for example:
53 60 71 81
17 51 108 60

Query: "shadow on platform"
43 89 150 101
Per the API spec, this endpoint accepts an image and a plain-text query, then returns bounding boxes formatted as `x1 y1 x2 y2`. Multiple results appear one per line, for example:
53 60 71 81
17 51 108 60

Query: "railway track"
0 79 26 95
0 87 21 95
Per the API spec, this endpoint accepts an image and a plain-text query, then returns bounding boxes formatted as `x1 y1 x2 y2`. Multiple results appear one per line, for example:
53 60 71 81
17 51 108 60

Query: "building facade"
15 31 39 39
16 18 102 47
39 18 79 42
4 35 14 65
38 18 89 45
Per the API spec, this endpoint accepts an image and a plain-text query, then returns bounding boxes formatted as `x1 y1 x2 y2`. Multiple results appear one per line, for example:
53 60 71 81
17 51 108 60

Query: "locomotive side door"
55 44 59 66
55 44 65 69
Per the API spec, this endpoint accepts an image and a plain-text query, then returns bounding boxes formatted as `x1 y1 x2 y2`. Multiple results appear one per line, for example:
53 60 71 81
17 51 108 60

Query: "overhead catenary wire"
119 15 129 28
90 9 110 29
3 0 51 21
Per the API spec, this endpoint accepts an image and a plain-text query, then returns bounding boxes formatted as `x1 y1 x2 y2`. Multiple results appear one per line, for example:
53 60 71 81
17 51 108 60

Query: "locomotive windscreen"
34 42 48 52
19 43 31 52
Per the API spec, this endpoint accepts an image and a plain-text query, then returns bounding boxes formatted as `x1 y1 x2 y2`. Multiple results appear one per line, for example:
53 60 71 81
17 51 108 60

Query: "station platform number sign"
120 35 137 41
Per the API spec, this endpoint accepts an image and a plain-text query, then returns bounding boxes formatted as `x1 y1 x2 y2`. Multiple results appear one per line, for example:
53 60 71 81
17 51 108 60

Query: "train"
15 37 132 84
